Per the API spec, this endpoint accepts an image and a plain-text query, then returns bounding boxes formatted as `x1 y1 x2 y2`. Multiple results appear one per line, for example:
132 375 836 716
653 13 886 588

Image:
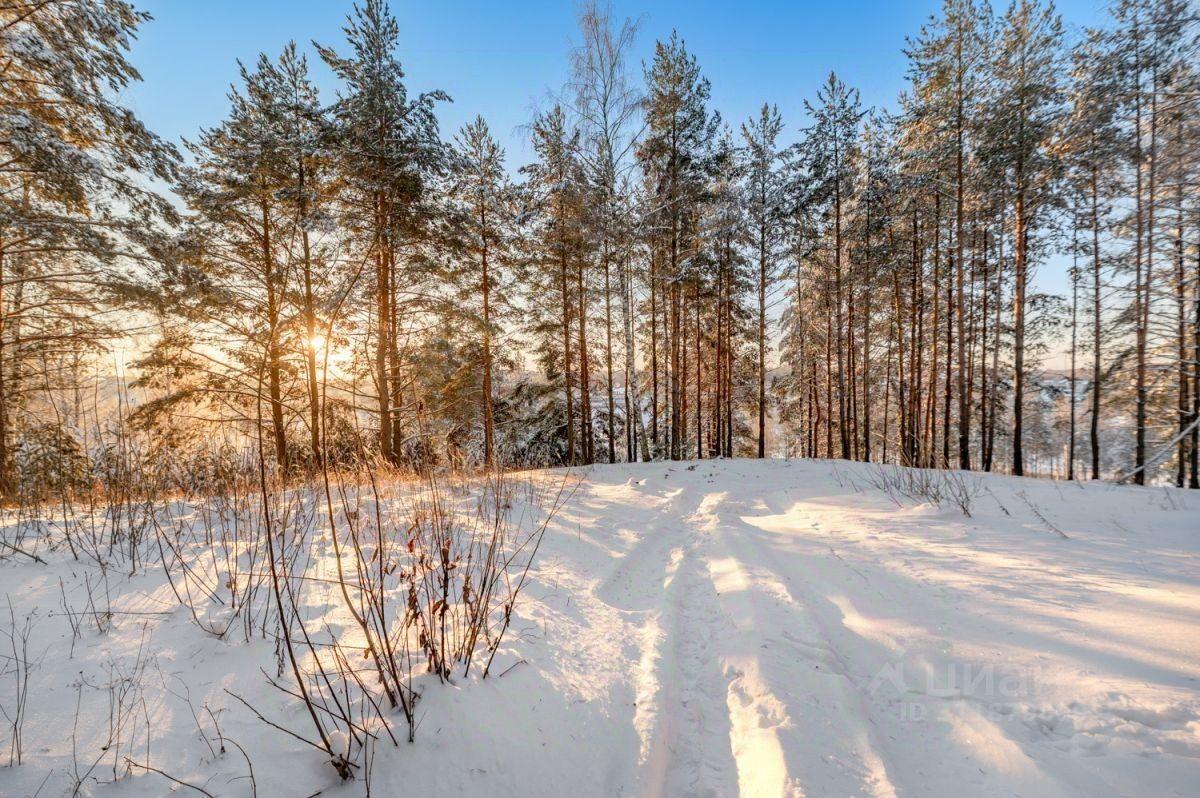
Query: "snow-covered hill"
2 460 1198 797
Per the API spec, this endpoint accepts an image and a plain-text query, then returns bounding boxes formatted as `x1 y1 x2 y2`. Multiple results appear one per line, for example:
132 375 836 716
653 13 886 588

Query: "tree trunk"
480 206 495 469
834 157 849 459
1132 32 1148 485
955 38 971 471
604 246 616 464
758 219 767 458
650 246 659 453
1012 179 1027 478
1191 210 1199 489
261 198 288 471
1090 163 1102 480
0 239 10 500
979 228 990 470
297 160 322 468
375 197 394 464
670 231 681 460
579 252 593 464
862 210 873 463
388 245 404 463
561 245 575 464
695 283 703 457
1069 234 1078 481
1175 131 1187 488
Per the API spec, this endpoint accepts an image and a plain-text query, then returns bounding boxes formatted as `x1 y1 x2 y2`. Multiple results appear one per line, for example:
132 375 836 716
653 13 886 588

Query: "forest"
2 0 1198 497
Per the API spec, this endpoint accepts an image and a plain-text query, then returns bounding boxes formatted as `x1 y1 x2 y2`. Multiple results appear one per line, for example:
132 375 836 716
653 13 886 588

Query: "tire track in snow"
587 477 740 797
636 528 740 797
592 484 689 612
732 491 1083 797
696 491 900 798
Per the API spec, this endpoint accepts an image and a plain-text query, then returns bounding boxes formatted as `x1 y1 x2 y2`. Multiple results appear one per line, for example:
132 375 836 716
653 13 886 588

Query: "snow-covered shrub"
866 463 982 517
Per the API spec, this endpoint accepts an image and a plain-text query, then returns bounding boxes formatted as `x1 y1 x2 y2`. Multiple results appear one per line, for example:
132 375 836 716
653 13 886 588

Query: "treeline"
1 0 1198 497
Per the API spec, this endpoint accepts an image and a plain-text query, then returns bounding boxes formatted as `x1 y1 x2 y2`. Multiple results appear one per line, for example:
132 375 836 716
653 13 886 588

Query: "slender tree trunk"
862 212 872 463
1090 163 1102 480
604 247 616 464
388 244 404 463
913 210 926 467
561 246 575 464
669 206 681 461
849 279 860 460
374 194 394 464
903 205 919 465
758 219 768 458
897 253 908 465
986 211 1003 473
1012 175 1027 477
966 221 979 460
725 249 735 457
480 206 495 469
1133 32 1148 485
955 237 969 470
650 246 659 453
825 277 834 458
1069 233 1078 481
0 239 9 500
882 325 893 464
1175 133 1187 488
935 195 948 468
261 198 288 471
1191 210 1199 489
834 160 849 459
297 160 322 468
680 286 689 457
695 283 702 457
621 255 645 463
716 251 725 456
979 228 990 468
578 252 593 464
955 39 971 471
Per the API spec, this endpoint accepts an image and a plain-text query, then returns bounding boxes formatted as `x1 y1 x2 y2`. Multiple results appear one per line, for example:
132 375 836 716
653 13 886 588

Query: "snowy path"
1 459 1198 797
538 460 1200 797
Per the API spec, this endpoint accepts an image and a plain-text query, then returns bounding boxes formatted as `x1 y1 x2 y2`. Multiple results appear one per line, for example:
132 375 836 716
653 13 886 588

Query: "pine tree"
979 0 1064 477
639 32 717 460
0 0 178 496
318 0 446 465
569 1 641 464
1064 26 1122 480
146 54 298 469
857 112 902 463
741 103 785 458
273 44 335 468
909 0 990 470
524 106 590 464
803 73 865 460
449 117 512 468
706 128 751 458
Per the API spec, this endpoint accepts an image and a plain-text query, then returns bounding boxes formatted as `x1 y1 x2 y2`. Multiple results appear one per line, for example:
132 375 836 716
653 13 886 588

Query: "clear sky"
125 0 1106 163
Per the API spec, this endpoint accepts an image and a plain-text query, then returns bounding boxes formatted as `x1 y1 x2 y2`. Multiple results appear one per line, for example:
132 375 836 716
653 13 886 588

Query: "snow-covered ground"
2 459 1198 797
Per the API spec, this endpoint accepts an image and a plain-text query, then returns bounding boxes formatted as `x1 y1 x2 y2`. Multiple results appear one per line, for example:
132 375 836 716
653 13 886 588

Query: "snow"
2 459 1199 796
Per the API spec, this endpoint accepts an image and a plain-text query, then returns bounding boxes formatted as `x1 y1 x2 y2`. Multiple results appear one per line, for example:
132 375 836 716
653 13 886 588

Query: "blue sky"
126 0 1106 163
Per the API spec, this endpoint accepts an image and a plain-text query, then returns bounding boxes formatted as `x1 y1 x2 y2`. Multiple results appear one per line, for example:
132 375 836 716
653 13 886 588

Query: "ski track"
575 461 1200 798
